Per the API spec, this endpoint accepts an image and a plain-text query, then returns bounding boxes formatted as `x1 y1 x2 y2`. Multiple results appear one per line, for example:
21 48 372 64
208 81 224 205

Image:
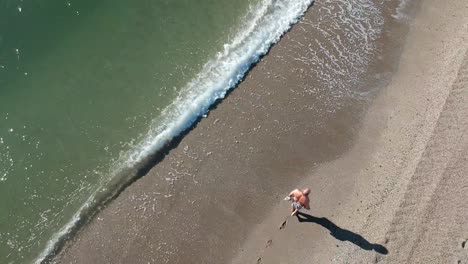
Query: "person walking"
286 188 310 216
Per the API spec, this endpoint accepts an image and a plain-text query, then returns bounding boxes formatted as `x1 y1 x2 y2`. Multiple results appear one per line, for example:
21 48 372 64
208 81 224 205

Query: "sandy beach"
52 0 468 263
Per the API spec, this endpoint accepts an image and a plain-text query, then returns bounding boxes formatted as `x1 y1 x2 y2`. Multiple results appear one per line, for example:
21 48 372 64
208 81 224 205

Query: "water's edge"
35 1 315 263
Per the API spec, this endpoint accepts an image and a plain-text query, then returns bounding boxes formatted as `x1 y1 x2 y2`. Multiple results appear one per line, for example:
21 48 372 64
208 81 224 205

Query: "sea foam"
33 0 314 263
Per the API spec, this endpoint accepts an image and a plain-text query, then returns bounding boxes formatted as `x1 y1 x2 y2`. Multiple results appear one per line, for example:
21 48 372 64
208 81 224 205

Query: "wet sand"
53 0 468 263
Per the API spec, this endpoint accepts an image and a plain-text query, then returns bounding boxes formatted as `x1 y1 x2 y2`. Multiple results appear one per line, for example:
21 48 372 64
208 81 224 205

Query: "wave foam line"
34 0 314 263
392 0 412 21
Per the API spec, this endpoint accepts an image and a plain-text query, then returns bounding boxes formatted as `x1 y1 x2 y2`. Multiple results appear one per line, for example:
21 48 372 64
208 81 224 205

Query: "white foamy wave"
126 0 313 166
34 0 314 263
392 0 412 21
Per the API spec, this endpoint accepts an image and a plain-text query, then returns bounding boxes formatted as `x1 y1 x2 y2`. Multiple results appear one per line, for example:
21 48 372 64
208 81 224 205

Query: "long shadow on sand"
296 212 388 255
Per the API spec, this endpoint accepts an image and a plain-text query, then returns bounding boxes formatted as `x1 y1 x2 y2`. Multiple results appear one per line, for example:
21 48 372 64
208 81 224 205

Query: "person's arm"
304 199 310 210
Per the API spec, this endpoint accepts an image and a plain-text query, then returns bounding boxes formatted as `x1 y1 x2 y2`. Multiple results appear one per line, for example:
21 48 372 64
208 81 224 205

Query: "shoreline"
52 0 468 263
33 1 316 263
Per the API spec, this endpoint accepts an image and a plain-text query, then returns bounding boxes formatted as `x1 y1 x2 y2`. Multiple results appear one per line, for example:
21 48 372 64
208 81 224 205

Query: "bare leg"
291 208 298 216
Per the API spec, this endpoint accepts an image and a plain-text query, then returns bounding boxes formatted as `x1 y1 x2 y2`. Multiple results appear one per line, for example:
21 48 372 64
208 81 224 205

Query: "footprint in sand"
257 257 262 263
279 220 287 229
266 239 273 248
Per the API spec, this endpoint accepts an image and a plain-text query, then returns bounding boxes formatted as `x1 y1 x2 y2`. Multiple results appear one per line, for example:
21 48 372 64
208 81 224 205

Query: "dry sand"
53 0 468 263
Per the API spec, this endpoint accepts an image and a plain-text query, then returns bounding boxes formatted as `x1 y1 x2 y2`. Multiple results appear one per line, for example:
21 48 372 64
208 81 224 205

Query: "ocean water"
0 0 321 263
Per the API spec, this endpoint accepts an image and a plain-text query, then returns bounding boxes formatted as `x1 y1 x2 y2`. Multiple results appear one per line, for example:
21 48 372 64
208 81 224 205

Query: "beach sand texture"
53 0 468 263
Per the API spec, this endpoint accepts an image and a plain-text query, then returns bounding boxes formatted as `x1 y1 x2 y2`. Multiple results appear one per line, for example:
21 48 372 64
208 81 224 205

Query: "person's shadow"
296 212 388 255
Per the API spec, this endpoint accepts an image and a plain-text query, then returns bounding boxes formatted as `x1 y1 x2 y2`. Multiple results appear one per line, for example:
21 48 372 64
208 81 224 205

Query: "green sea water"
0 0 255 262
